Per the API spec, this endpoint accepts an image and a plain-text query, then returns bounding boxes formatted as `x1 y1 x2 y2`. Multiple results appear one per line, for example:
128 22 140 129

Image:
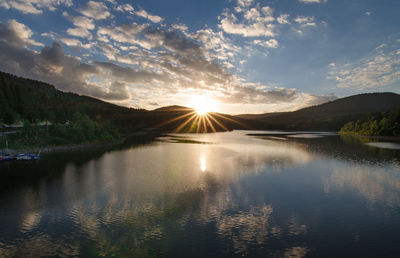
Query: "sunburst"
154 96 249 133
191 95 215 115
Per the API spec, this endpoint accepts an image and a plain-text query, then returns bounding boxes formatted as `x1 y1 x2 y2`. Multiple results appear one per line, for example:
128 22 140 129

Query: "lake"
1 131 400 257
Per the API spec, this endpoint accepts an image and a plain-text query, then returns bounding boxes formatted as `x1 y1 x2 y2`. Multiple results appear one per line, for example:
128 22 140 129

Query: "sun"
191 95 215 115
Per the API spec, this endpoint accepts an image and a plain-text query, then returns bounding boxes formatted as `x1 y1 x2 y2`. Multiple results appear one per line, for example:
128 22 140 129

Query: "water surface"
1 131 400 257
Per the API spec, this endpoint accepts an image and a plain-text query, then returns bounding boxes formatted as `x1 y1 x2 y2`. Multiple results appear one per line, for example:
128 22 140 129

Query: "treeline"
339 109 400 136
2 113 121 149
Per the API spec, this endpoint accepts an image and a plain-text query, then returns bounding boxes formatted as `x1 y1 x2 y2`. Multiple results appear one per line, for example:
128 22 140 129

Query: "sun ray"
204 114 217 133
155 110 197 128
173 112 198 132
212 112 250 129
207 113 229 131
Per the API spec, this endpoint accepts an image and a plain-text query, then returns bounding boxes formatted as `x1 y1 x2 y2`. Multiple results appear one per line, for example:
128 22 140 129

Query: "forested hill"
235 92 400 130
0 71 142 125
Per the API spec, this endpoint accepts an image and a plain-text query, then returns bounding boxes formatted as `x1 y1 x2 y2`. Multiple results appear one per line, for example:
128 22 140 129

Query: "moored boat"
0 154 13 162
15 154 41 161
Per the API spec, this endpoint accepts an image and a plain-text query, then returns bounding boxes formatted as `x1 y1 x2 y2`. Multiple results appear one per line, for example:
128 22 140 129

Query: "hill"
237 92 400 130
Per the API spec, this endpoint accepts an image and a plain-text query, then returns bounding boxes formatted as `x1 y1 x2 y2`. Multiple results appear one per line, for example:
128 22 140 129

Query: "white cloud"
64 12 95 30
277 14 290 24
299 0 327 3
0 0 72 14
220 13 275 37
80 1 111 20
237 0 253 8
60 37 93 49
376 43 387 50
329 49 400 89
261 6 273 16
365 11 371 16
294 16 316 27
115 3 134 13
67 27 92 39
253 39 279 48
171 23 189 32
0 19 43 47
135 9 163 23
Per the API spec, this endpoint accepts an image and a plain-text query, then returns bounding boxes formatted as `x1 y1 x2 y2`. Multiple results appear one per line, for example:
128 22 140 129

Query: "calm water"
1 131 400 257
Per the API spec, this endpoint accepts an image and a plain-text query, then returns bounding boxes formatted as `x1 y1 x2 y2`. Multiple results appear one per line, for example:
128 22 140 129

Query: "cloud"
60 38 93 49
115 3 134 13
135 9 163 23
218 1 279 37
277 14 290 24
219 12 275 37
171 23 189 32
80 1 111 20
299 0 327 3
0 19 43 47
328 49 400 89
63 12 95 30
0 0 72 14
253 39 278 48
63 11 95 39
67 27 92 39
89 81 130 101
365 11 371 16
115 3 163 23
237 0 253 8
294 16 316 27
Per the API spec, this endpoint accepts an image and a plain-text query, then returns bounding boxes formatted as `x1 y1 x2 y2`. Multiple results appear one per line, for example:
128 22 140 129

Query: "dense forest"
339 109 400 136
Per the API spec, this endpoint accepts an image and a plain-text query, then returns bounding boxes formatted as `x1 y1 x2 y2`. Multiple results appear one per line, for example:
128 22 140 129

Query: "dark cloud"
219 85 300 104
305 94 338 106
0 22 130 102
0 19 42 47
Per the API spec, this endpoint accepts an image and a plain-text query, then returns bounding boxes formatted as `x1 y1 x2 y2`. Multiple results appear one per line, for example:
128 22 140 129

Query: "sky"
0 0 399 114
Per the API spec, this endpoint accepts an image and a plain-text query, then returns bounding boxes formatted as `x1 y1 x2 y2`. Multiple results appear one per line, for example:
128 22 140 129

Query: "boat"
15 154 41 161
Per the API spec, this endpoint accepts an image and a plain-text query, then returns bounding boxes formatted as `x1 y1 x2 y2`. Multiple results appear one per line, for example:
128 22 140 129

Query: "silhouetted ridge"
237 92 400 130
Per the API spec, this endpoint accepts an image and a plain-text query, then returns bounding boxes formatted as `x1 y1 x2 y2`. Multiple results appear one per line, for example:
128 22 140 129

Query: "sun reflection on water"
200 156 206 172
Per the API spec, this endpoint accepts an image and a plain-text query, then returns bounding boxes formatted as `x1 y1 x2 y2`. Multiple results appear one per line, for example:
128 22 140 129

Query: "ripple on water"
365 142 400 150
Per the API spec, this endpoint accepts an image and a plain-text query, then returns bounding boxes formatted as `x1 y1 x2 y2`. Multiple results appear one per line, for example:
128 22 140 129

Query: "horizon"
0 0 399 115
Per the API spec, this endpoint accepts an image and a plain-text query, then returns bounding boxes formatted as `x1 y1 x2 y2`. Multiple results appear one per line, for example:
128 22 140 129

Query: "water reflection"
200 155 206 172
0 131 400 257
366 142 400 150
324 164 400 206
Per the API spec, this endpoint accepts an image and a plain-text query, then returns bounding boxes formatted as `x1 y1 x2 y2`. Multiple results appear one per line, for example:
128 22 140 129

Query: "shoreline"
0 138 126 155
339 133 400 142
0 131 165 155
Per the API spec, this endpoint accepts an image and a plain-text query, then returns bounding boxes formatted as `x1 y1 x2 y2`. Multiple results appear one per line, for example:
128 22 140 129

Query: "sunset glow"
191 96 216 115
